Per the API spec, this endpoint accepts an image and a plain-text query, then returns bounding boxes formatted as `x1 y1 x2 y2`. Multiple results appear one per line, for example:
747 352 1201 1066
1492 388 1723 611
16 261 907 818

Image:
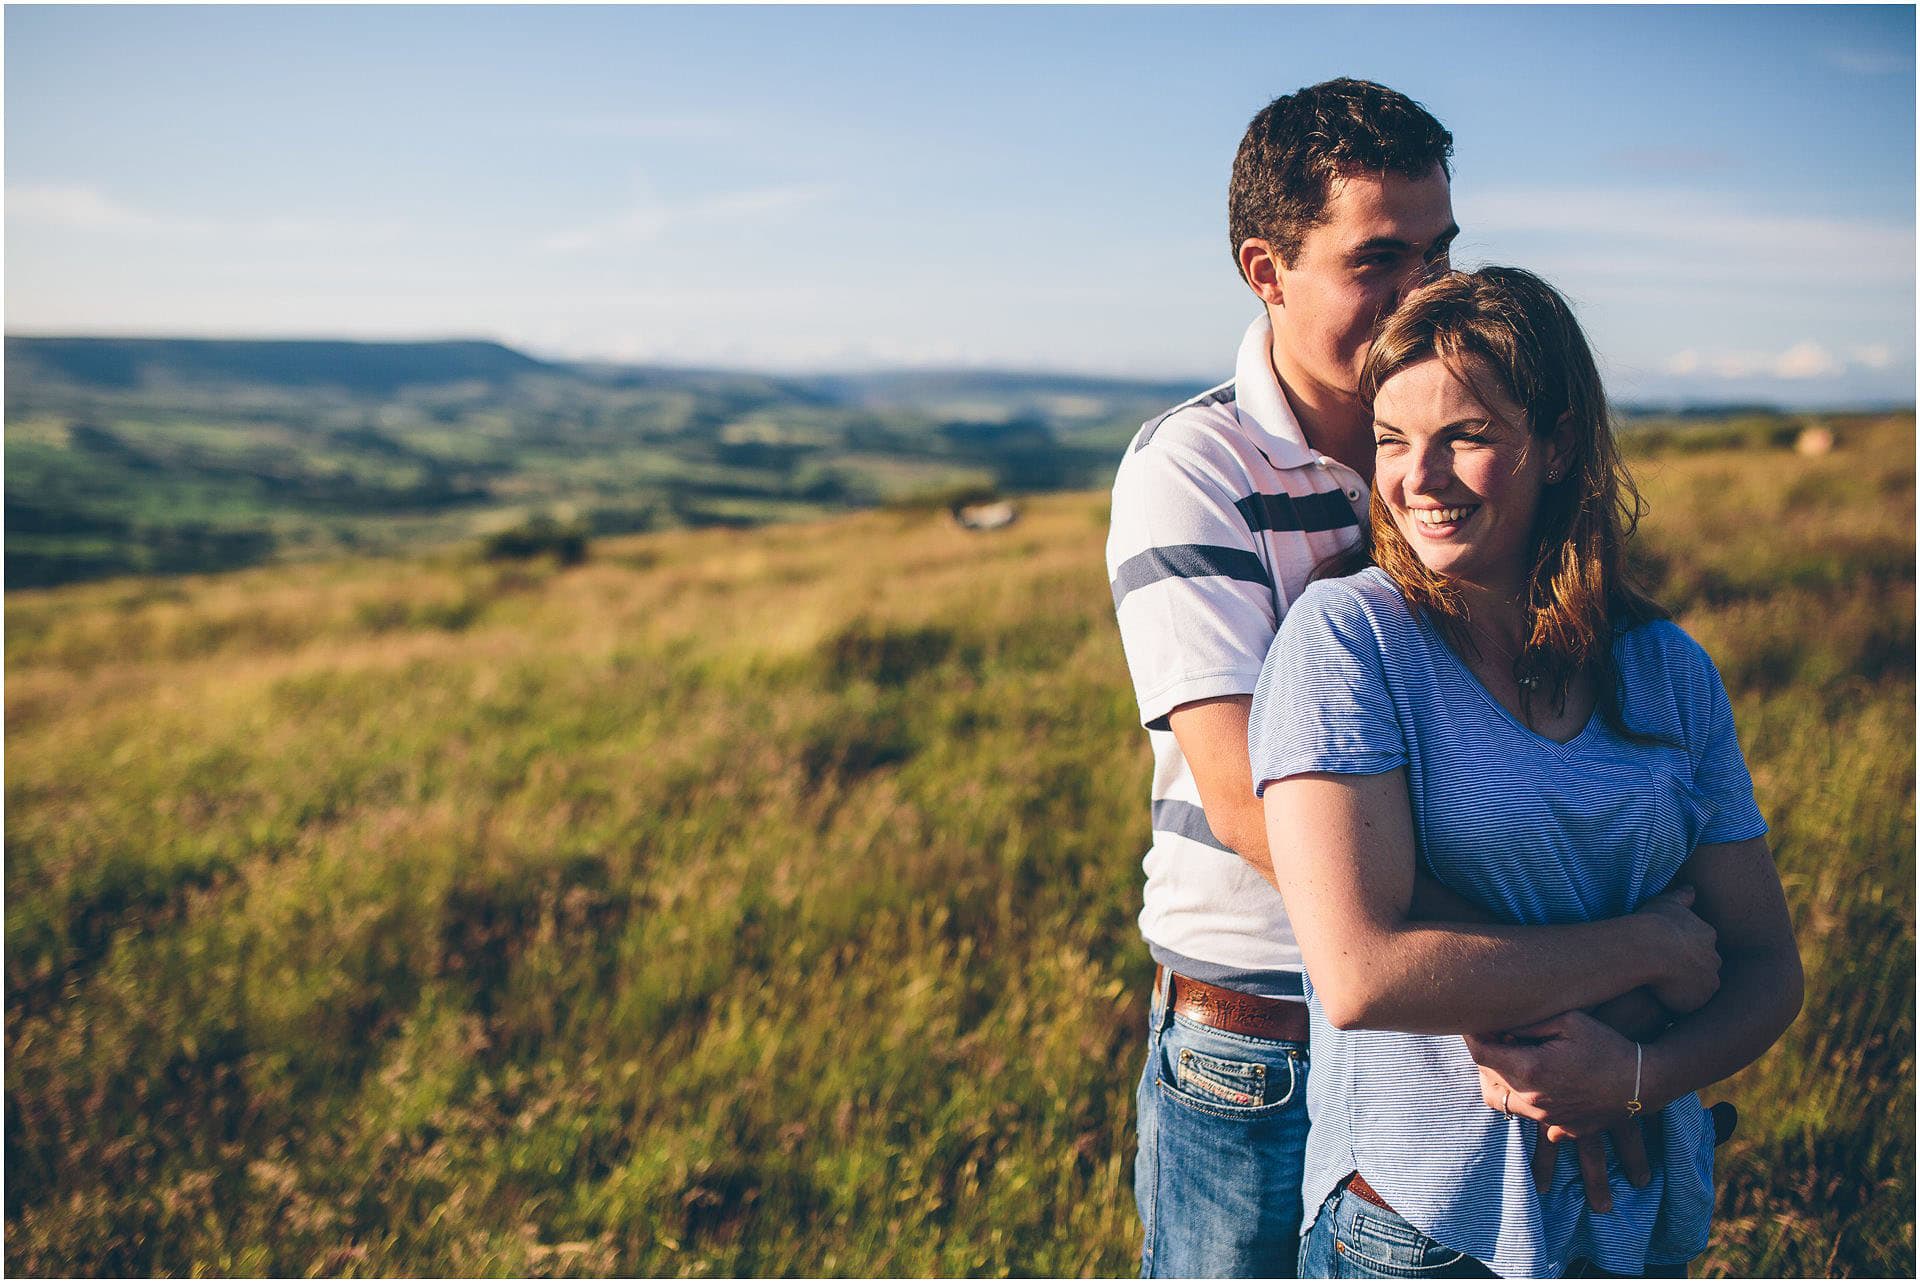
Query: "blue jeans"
1297 1185 1492 1279
1298 1185 1692 1279
1134 971 1311 1277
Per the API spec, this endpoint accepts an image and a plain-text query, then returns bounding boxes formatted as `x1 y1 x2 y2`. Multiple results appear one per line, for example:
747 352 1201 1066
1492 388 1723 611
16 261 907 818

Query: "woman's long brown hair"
1354 266 1668 741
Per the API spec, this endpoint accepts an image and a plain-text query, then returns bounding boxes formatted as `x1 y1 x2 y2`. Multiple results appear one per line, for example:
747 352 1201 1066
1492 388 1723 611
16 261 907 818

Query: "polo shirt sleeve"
1107 439 1276 731
1248 579 1408 795
1680 634 1769 846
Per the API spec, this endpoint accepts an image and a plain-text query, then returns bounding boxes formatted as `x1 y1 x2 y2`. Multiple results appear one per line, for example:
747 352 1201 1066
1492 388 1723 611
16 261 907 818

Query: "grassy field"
5 413 1913 1277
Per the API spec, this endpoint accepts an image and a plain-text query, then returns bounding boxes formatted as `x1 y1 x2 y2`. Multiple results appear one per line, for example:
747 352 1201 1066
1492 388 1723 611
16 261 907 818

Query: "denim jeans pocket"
1175 1046 1272 1107
1326 1191 1483 1279
1157 1016 1304 1118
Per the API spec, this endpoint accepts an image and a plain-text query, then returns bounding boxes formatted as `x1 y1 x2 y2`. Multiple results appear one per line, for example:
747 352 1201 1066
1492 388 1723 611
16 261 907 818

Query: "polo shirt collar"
1233 313 1319 470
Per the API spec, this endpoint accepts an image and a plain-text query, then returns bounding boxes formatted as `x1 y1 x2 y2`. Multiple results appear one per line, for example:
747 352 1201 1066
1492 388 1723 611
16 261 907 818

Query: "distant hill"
7 334 1870 591
4 335 1210 589
801 368 1207 417
6 336 1210 410
6 337 555 398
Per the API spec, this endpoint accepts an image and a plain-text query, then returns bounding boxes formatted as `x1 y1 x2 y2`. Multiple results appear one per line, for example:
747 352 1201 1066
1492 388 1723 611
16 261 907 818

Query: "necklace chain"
1467 618 1539 690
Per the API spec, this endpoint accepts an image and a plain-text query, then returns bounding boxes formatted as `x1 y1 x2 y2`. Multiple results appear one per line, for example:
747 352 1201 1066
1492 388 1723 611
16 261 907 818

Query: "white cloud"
1663 340 1893 382
536 182 838 253
1824 48 1915 76
6 182 409 245
536 208 673 254
6 183 182 233
1770 341 1843 379
1458 187 1914 287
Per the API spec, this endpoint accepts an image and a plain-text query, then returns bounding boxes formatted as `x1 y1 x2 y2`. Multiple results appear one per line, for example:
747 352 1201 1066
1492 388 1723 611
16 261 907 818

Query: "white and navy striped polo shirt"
1105 313 1368 995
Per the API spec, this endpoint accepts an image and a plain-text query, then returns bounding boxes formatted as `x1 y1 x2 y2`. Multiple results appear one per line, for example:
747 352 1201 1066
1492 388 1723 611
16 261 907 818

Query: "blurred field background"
5 411 1914 1277
3 337 1193 591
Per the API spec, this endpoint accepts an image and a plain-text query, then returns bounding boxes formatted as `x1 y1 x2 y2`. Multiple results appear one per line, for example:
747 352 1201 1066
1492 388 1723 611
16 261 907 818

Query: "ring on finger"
1502 1088 1513 1118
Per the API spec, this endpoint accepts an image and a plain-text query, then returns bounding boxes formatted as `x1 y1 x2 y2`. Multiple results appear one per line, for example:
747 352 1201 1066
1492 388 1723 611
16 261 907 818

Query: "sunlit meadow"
5 414 1913 1277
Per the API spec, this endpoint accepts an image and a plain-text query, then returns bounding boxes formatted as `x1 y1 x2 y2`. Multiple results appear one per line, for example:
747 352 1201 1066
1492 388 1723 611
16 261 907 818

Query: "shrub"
480 515 587 565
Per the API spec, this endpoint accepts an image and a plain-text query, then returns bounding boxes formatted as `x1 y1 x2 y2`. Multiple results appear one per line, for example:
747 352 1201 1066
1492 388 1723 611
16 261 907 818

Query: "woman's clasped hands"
1465 885 1723 1212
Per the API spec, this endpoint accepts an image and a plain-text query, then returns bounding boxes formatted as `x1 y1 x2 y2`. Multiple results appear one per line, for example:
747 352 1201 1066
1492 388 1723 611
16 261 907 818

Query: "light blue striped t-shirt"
1248 567 1768 1279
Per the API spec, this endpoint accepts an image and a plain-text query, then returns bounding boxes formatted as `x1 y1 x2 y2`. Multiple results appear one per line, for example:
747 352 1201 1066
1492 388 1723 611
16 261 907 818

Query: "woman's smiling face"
1371 355 1572 597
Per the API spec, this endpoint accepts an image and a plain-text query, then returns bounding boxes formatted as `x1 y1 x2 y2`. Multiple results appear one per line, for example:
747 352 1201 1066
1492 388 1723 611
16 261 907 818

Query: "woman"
1248 267 1803 1278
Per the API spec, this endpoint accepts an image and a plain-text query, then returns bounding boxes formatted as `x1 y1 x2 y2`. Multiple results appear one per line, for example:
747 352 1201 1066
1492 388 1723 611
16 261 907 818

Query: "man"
1105 79 1456 1277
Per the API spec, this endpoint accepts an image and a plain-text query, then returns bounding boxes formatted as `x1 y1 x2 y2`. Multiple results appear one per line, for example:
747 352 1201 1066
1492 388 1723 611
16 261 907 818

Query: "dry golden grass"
5 414 1913 1277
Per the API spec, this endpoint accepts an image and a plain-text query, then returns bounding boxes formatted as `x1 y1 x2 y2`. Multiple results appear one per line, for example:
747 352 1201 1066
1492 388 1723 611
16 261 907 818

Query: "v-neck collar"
1409 595 1601 750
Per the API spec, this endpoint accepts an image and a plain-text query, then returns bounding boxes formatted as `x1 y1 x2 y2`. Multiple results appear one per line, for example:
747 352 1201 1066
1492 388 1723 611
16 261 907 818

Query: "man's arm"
1167 695 1275 882
1639 836 1803 1105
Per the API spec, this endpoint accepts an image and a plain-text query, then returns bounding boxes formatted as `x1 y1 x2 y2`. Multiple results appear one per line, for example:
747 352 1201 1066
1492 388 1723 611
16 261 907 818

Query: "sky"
5 3 1915 406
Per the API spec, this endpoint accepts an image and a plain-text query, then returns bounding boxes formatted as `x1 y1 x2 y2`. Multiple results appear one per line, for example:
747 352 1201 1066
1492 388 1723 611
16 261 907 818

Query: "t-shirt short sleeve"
1107 437 1276 730
1248 578 1408 796
1682 635 1769 846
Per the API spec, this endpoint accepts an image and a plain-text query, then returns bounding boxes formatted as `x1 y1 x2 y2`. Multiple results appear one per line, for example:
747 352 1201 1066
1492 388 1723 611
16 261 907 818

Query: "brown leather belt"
1344 1171 1395 1212
1157 965 1311 1044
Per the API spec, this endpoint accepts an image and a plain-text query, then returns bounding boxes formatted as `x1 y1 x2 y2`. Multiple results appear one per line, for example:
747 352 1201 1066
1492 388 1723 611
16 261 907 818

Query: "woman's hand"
1634 886 1721 1013
1469 1013 1652 1214
1472 1053 1652 1213
1470 986 1677 1211
1465 1010 1649 1138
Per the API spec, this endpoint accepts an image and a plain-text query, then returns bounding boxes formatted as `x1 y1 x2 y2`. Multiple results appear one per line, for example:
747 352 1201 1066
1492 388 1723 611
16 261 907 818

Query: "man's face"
1269 165 1457 400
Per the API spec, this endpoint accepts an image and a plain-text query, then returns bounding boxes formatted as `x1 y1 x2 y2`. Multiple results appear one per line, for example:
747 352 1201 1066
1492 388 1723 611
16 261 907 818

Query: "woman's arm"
1409 871 1687 1036
1265 768 1723 1034
1468 835 1803 1137
1405 846 1676 1209
1173 693 1513 923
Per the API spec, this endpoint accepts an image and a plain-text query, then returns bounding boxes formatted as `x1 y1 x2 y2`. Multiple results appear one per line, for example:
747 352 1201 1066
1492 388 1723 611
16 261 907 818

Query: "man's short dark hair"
1228 78 1453 269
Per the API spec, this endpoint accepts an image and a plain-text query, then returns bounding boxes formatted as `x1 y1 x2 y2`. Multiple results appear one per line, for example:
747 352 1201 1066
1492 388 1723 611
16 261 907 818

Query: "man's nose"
1388 256 1446 312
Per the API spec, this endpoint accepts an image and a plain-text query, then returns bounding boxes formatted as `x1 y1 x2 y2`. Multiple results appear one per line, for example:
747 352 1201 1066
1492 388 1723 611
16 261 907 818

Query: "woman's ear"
1545 412 1579 482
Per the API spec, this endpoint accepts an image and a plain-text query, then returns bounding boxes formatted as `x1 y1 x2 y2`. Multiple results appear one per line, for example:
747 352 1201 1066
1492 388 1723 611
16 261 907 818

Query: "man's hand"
1527 1126 1652 1213
1635 887 1720 1014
